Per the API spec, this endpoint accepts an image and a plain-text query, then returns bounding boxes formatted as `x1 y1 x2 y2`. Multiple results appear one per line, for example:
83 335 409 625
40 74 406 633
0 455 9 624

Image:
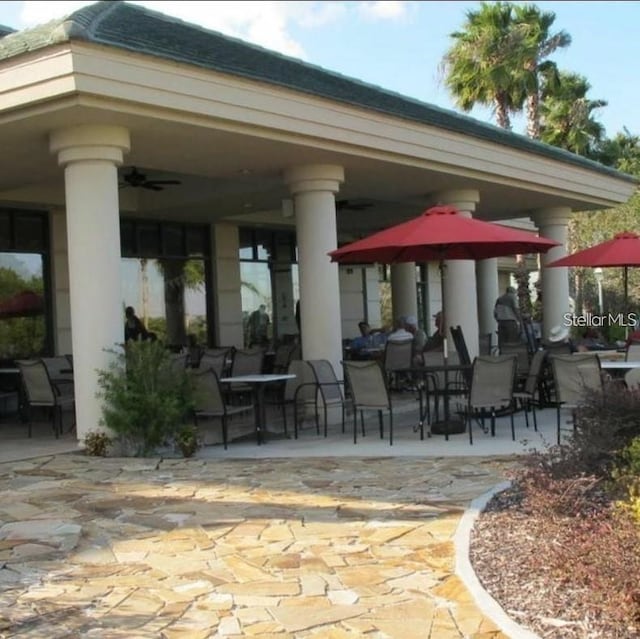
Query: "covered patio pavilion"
0 1 635 444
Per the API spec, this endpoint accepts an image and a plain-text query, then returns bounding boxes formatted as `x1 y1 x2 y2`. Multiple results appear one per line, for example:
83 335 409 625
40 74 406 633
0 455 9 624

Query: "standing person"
124 306 149 342
248 304 270 346
494 286 521 345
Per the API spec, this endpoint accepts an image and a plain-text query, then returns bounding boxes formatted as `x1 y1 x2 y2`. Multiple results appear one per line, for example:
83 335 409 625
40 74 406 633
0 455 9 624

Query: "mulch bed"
469 486 640 639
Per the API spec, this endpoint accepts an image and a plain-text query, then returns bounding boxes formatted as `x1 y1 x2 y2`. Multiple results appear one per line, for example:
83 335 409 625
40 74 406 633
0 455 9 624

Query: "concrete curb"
454 481 542 639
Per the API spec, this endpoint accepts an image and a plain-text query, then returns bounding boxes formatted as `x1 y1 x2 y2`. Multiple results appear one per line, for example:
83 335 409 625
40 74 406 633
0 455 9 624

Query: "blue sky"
1 1 639 138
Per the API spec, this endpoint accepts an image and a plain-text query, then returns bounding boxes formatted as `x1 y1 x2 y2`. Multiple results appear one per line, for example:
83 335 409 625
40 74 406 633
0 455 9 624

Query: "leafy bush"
96 340 194 456
174 423 200 458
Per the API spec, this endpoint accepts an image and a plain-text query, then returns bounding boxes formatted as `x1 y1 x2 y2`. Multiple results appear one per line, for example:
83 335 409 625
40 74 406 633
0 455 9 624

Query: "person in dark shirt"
124 306 149 342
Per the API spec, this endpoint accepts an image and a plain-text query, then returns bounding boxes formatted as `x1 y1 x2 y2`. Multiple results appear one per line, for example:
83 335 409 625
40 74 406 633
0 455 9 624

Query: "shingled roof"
0 0 633 183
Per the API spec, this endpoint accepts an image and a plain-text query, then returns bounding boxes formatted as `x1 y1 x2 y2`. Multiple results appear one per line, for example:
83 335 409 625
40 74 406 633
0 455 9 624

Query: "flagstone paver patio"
0 453 517 638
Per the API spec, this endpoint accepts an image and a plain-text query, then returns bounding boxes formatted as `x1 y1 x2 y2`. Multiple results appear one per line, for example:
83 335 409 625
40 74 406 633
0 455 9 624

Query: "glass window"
121 257 208 348
240 262 272 347
0 213 10 250
14 214 46 252
0 253 46 360
137 223 161 257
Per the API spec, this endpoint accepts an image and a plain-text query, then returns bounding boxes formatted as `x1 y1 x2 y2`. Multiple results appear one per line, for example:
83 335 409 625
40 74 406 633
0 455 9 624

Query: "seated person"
424 311 445 353
574 327 608 352
350 321 374 357
543 325 577 353
387 316 412 343
404 315 427 366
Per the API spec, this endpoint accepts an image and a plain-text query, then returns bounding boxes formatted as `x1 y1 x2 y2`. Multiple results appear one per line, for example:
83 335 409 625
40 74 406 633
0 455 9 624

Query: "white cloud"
356 1 409 21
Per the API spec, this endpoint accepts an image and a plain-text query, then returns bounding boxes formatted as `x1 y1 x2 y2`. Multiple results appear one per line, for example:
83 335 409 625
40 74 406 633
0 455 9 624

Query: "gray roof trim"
1 0 635 185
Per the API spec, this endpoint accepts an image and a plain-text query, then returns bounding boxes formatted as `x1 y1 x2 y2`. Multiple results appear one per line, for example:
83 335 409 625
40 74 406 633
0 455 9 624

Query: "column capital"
284 164 344 195
531 206 572 228
429 189 480 213
50 125 130 167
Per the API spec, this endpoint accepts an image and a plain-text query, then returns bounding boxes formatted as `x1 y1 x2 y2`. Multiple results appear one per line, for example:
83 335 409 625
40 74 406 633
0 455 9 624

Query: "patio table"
396 363 471 440
219 373 295 444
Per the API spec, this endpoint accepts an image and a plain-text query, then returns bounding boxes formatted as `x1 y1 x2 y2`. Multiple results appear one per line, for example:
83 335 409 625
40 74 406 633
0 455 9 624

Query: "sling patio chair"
191 369 254 450
549 353 604 445
16 358 76 438
343 359 394 445
307 359 346 437
512 348 547 431
457 354 517 445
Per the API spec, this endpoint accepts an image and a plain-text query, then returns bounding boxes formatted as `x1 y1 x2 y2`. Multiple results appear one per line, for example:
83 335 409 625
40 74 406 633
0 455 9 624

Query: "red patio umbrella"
329 205 559 358
0 290 44 319
546 231 640 315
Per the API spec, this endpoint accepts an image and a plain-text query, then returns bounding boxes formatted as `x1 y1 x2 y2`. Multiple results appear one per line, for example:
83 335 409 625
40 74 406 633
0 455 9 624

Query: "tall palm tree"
441 2 526 130
512 4 571 139
540 72 607 157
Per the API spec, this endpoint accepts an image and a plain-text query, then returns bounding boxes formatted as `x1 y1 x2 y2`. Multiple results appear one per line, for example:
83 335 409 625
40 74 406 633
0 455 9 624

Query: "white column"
50 125 130 441
284 164 344 376
532 207 572 340
390 262 417 320
432 189 481 358
476 258 499 345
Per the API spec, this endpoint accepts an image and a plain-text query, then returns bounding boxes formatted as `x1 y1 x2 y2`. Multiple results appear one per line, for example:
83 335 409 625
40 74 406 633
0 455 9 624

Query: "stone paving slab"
0 453 517 638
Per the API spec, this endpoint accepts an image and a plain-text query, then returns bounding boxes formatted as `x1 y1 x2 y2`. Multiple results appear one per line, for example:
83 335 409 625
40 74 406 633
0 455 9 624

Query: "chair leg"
532 401 538 431
221 416 228 450
467 410 473 445
389 410 393 446
510 405 515 441
353 409 358 444
378 411 383 439
556 405 561 445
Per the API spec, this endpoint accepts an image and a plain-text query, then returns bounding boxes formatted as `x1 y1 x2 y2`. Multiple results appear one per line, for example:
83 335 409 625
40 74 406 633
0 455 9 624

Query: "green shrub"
174 423 200 458
96 340 194 456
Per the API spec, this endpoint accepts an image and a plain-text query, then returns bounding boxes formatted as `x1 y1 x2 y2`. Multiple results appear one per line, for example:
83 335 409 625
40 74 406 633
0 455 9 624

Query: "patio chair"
197 350 229 379
626 341 640 361
449 325 472 366
307 359 346 437
225 347 265 403
382 339 413 390
41 355 74 395
278 359 319 438
499 341 531 390
16 359 76 438
624 367 640 391
512 349 546 431
457 354 517 444
549 353 603 445
343 360 394 445
191 369 254 450
421 349 462 425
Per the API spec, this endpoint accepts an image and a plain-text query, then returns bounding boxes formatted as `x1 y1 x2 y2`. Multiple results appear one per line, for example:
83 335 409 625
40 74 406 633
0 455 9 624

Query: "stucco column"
476 258 499 348
390 263 417 321
432 189 481 358
50 125 130 441
532 207 572 340
284 165 344 376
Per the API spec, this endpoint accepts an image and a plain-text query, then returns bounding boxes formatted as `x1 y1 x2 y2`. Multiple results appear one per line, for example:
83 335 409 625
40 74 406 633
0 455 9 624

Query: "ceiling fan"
336 198 374 211
119 167 182 191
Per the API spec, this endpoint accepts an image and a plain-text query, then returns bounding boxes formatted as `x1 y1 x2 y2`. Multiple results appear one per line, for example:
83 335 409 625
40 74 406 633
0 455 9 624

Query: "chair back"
231 348 265 376
499 342 531 380
469 354 517 409
343 360 390 410
197 350 228 378
625 367 640 391
284 359 316 403
523 349 546 395
41 356 73 381
272 342 297 374
478 333 493 356
16 359 55 404
383 340 412 375
550 353 602 405
168 352 189 373
308 359 343 402
626 341 640 362
423 349 461 389
192 369 225 413
450 325 471 366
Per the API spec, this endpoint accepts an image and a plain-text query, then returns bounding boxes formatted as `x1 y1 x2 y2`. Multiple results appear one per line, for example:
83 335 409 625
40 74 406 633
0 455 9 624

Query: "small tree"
96 340 194 456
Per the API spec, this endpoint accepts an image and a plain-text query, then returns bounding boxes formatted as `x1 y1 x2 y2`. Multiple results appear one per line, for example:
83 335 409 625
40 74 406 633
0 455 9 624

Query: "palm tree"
540 72 607 156
597 127 640 176
512 4 571 139
441 2 526 130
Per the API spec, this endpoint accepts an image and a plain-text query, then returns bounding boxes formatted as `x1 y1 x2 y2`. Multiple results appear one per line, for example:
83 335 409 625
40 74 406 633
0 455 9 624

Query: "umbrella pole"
440 260 448 365
625 266 629 339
